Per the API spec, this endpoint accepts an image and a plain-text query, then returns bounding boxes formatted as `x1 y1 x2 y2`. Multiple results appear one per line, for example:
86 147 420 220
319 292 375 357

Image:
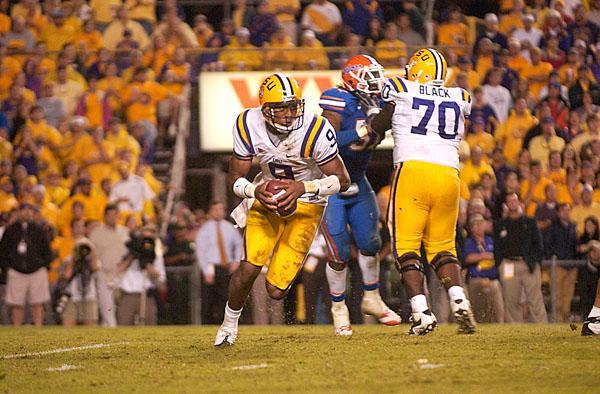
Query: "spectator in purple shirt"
249 0 279 47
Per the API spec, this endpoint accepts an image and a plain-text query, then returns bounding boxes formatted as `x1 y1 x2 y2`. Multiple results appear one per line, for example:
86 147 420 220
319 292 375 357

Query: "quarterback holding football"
214 73 350 346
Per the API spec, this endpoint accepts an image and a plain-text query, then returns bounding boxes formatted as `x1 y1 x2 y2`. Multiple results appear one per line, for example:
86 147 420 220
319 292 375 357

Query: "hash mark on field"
46 364 80 372
230 363 269 371
1 342 128 360
417 359 444 369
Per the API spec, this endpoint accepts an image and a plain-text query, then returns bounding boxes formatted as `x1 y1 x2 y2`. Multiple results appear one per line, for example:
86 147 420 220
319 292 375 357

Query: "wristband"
303 175 341 197
357 124 369 138
233 177 255 198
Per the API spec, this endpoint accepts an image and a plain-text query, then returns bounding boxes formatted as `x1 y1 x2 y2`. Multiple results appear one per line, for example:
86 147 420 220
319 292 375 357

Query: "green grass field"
0 324 598 393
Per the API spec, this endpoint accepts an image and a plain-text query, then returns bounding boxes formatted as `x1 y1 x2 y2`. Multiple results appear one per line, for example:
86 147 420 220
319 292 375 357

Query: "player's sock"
326 264 347 302
409 294 428 313
358 253 379 291
223 302 242 328
447 285 467 303
589 306 600 318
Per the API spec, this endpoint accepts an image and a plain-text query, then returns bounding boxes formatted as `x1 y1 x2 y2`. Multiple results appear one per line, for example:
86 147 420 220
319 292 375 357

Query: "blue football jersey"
319 87 381 183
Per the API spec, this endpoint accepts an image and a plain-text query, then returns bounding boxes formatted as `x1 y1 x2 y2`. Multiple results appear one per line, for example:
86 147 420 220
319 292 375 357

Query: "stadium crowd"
0 0 600 327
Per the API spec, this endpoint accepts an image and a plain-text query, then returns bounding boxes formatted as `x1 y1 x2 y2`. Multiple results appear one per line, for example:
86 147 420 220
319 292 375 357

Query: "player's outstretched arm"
321 109 364 148
369 102 394 136
228 156 277 211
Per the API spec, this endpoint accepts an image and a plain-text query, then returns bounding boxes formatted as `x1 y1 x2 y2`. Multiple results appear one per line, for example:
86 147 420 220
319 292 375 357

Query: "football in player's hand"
265 179 297 217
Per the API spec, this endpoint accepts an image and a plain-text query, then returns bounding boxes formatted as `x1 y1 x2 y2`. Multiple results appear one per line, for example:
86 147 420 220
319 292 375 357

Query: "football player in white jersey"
361 48 477 335
214 74 350 346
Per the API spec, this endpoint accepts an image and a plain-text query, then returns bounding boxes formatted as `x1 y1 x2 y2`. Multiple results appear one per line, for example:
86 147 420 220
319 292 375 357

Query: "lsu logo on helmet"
259 73 305 134
405 48 447 86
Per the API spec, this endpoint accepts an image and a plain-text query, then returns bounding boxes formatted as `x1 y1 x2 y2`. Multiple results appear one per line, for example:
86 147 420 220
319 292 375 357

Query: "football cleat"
361 291 401 326
331 301 353 336
214 325 238 347
451 299 477 334
408 309 437 336
581 315 600 336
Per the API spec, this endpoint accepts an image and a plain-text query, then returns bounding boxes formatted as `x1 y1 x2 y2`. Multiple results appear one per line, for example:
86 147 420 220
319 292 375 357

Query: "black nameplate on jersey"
419 85 450 97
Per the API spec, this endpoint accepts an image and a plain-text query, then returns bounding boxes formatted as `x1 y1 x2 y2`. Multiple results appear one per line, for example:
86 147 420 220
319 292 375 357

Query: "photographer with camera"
57 235 101 327
116 225 166 326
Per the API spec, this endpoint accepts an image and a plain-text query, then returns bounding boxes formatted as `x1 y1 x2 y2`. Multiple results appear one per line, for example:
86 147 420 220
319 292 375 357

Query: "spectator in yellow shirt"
161 48 191 96
143 34 175 76
122 49 156 83
437 6 470 56
546 150 567 185
521 47 553 100
529 116 566 169
267 0 301 44
105 118 141 171
193 14 214 47
218 27 262 71
495 97 538 166
507 39 530 76
499 0 525 35
558 48 582 86
0 176 18 213
75 78 112 129
0 41 22 80
61 116 95 168
301 0 342 46
446 56 480 88
264 26 296 70
153 8 199 48
460 146 495 187
44 170 70 207
32 184 58 230
521 160 554 217
89 0 121 31
76 19 105 53
375 23 407 68
571 184 600 235
125 0 156 35
102 6 149 50
0 2 10 36
39 8 76 53
82 127 115 186
474 37 495 79
53 65 85 115
0 129 12 161
295 29 329 70
466 116 495 155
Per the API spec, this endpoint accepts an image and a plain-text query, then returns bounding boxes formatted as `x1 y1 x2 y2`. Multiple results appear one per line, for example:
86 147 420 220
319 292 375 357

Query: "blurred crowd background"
0 0 599 328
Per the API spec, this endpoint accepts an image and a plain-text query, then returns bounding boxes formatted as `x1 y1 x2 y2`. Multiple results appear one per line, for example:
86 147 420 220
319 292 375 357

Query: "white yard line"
1 342 128 360
230 363 269 371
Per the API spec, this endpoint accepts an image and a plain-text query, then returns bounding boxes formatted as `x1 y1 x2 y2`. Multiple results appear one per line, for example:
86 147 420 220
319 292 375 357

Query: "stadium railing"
160 84 191 238
541 258 587 323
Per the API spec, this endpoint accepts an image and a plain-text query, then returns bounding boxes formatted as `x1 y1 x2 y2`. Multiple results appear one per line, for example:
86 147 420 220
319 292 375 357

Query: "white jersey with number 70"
382 76 471 170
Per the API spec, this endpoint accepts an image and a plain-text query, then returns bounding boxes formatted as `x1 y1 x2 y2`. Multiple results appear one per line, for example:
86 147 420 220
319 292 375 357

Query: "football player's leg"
265 202 324 299
582 278 600 336
349 193 400 325
424 168 475 334
389 163 435 335
322 196 352 301
322 199 353 336
215 204 283 347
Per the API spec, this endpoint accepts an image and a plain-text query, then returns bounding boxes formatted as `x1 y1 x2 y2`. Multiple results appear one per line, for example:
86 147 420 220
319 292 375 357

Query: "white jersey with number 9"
382 76 471 169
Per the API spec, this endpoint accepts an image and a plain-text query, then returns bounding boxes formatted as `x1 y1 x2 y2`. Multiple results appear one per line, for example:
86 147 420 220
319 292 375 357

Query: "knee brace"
394 252 424 275
430 251 460 273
